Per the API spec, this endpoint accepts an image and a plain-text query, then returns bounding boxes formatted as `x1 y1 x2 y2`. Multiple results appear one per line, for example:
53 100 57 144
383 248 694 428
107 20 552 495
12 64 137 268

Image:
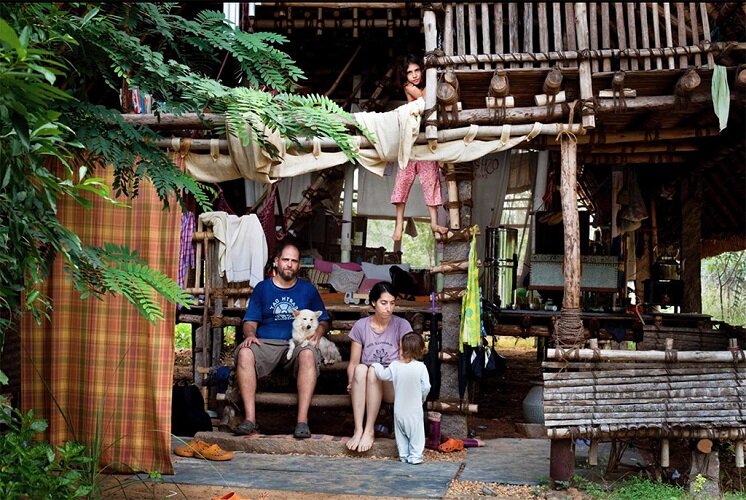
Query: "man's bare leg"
346 363 368 451
236 347 257 424
392 203 406 242
296 348 317 425
428 205 448 236
357 368 384 453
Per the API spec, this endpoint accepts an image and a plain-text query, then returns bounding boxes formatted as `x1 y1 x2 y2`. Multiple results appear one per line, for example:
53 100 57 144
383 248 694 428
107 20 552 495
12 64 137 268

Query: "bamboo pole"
431 260 470 273
575 3 595 129
627 3 639 70
737 440 745 468
589 440 598 465
689 3 702 67
252 17 421 30
653 2 663 69
640 3 651 70
493 3 503 68
560 131 580 310
427 400 479 414
424 41 743 67
444 4 453 56
588 3 599 72
456 4 466 63
445 163 460 229
676 3 688 68
547 348 746 363
661 439 670 467
547 427 746 440
255 392 351 407
664 3 676 68
614 3 628 70
564 3 577 52
508 3 519 69
544 372 744 388
423 7 438 146
544 387 743 401
523 3 533 69
601 3 611 71
700 3 715 67
481 3 491 67
468 3 478 70
553 3 564 66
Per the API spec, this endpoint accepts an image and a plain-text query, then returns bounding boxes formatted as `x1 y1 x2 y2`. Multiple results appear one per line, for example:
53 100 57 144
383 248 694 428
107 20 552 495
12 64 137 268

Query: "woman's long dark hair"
396 53 424 90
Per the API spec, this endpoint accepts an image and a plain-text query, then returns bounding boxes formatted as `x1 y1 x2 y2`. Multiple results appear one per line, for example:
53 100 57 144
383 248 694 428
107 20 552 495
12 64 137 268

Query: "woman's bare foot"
431 223 449 236
357 431 375 453
346 432 363 451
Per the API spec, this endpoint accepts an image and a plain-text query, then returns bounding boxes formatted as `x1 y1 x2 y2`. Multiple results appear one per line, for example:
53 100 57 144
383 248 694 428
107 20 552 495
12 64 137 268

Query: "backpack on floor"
171 384 213 437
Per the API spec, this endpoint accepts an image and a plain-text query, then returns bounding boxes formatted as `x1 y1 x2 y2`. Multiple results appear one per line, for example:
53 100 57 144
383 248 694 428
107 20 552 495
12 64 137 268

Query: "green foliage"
702 251 746 326
605 477 686 500
0 3 365 339
175 323 192 350
366 219 435 269
0 374 95 499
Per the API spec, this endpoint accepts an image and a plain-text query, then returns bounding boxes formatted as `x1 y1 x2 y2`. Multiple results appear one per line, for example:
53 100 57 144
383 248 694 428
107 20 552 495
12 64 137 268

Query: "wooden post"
560 133 580 310
736 440 744 468
446 163 460 230
681 174 702 313
424 7 438 148
550 439 574 487
661 439 670 467
589 439 599 466
575 3 595 129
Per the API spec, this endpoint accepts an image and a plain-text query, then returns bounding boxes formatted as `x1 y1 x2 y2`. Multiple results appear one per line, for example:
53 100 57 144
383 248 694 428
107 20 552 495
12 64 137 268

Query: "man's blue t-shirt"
242 278 330 340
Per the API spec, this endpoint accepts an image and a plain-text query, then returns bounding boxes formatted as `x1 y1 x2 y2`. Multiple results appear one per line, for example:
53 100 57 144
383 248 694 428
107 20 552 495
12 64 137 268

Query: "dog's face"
292 308 322 336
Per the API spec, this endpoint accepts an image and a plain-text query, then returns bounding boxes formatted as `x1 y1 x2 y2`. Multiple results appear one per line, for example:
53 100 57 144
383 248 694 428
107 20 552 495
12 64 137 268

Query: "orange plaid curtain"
21 162 182 474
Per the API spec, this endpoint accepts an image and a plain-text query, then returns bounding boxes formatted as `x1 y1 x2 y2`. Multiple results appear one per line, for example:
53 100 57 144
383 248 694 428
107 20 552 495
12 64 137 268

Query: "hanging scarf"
459 225 482 352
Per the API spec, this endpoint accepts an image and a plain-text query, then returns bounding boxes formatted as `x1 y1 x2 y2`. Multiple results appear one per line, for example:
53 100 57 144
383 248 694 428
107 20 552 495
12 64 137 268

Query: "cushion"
314 259 362 274
361 262 411 281
329 264 365 294
357 278 384 295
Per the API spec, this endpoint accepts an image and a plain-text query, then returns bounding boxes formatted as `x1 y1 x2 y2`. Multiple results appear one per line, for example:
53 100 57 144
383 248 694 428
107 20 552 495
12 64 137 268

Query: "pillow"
357 278 384 295
329 264 365 294
314 259 362 273
361 262 411 281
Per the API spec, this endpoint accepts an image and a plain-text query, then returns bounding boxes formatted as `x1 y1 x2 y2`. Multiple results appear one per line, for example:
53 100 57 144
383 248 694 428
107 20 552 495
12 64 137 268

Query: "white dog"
288 309 342 365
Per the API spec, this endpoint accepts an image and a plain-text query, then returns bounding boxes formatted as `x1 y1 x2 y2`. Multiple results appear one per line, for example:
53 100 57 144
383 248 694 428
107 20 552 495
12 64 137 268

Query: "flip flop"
235 420 259 436
293 422 312 439
438 437 464 453
173 440 209 458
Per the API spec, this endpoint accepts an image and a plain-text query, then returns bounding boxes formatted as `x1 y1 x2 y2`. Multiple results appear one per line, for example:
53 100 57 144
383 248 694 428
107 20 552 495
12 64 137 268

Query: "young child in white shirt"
372 332 431 464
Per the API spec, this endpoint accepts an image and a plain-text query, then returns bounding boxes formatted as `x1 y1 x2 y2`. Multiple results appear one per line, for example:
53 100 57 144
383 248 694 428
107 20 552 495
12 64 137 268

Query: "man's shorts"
235 339 321 379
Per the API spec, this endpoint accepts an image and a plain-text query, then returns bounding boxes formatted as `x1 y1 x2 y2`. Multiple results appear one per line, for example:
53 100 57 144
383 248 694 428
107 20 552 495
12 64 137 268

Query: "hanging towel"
711 64 730 132
198 211 268 286
459 226 482 352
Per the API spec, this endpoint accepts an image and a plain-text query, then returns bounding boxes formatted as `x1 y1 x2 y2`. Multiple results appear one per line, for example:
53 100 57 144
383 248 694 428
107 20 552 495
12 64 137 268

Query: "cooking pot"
654 258 680 280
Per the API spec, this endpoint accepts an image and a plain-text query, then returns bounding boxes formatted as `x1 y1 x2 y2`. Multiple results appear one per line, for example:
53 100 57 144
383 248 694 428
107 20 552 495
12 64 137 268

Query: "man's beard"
277 268 296 281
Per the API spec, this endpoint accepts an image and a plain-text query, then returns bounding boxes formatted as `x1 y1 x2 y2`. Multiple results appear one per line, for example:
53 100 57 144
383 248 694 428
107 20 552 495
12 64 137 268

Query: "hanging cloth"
459 226 482 353
711 64 730 132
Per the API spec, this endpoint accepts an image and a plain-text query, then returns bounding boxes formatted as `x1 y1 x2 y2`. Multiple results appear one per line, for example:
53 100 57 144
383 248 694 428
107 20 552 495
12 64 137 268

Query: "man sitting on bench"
234 240 330 439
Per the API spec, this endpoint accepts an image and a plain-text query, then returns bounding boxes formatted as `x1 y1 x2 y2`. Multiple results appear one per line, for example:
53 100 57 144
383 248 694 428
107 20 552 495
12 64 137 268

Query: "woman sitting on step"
346 281 413 452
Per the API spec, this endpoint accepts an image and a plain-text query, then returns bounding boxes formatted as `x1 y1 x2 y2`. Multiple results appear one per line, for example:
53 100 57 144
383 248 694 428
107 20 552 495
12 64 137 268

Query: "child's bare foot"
431 224 449 236
357 431 375 452
392 225 403 242
346 432 362 451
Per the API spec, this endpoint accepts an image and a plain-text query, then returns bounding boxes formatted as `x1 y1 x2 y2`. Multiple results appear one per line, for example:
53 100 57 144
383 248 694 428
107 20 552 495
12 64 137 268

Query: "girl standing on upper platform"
391 54 448 242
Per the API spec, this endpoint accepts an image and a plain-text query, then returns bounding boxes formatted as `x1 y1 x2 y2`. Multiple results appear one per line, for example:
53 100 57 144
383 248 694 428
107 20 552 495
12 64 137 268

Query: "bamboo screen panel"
440 3 713 72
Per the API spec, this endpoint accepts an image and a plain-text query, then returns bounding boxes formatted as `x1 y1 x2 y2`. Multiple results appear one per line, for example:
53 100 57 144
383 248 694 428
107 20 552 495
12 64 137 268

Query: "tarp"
182 99 542 184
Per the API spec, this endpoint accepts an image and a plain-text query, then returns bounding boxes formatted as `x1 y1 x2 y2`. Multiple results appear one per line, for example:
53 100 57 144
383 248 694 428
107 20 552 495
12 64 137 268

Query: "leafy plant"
0 371 95 499
0 3 366 345
606 476 686 500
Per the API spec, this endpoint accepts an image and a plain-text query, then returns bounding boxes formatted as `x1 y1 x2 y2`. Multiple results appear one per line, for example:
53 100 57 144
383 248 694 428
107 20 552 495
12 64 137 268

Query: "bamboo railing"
439 2 716 72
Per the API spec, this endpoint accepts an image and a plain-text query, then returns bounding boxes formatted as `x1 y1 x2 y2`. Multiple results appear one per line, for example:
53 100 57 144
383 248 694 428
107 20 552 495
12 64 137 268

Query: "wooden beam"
574 3 595 129
423 7 438 146
580 153 690 164
559 132 581 310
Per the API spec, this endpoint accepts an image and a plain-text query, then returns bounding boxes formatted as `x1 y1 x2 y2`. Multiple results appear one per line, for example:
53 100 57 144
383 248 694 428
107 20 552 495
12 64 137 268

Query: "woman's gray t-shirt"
348 315 413 366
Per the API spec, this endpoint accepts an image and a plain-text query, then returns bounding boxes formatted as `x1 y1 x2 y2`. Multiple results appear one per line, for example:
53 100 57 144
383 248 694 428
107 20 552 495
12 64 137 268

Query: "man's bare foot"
392 225 403 242
346 432 362 451
431 224 449 236
357 431 375 452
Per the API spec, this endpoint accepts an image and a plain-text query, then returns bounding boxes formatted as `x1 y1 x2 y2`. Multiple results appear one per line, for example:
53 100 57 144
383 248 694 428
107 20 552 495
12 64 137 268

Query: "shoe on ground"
235 420 259 436
173 440 209 458
196 443 234 461
293 422 311 439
